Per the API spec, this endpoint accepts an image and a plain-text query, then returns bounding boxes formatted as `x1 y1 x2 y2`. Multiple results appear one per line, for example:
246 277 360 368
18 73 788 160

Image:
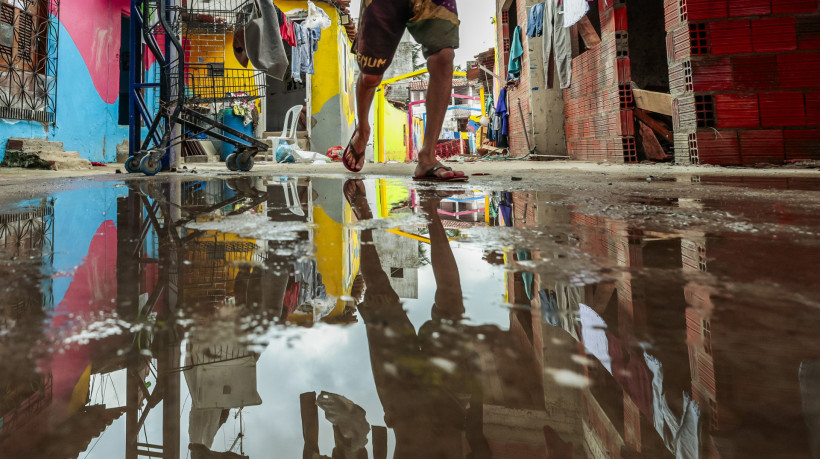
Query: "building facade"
0 0 131 162
495 0 820 165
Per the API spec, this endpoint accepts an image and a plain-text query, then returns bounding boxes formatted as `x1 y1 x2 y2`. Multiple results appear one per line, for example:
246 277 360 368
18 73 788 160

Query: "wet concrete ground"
1 168 819 458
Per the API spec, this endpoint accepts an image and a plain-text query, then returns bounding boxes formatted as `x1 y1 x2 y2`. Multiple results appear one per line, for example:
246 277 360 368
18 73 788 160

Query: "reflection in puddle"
0 176 819 458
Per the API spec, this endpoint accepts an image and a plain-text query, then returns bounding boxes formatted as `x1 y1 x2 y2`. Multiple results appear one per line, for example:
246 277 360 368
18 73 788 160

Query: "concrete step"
6 137 64 154
1 150 92 170
36 151 92 170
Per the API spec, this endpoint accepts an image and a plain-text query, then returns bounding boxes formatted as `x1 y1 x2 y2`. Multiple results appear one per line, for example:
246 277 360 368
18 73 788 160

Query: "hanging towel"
563 0 590 28
526 3 545 38
243 0 289 80
507 25 524 78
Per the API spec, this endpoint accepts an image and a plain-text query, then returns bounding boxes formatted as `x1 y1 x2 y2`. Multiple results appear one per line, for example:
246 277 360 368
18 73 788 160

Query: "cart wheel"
139 155 161 176
236 151 254 172
226 153 239 171
124 156 140 174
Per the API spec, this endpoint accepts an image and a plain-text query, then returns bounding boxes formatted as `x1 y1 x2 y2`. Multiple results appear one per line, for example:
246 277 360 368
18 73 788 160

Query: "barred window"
0 0 59 123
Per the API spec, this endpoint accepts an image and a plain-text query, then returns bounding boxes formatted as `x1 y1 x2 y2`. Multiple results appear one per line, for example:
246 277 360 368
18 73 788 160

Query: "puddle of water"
1 175 819 458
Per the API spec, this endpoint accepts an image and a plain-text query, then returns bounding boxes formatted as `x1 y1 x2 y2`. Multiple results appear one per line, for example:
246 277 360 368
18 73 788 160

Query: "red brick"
692 57 733 91
740 130 785 164
695 130 741 165
686 0 729 20
614 7 628 31
759 92 806 126
732 55 779 91
730 0 772 17
785 130 820 160
715 94 760 128
665 0 681 31
778 53 820 89
807 92 820 126
772 0 816 13
752 17 797 52
710 20 753 55
797 16 820 50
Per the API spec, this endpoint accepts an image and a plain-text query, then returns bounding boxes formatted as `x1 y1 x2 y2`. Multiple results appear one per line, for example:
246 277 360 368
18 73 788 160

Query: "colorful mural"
275 0 356 154
0 2 130 162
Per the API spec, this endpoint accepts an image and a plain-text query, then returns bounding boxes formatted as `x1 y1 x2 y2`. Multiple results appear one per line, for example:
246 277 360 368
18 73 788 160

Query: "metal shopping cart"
126 0 270 175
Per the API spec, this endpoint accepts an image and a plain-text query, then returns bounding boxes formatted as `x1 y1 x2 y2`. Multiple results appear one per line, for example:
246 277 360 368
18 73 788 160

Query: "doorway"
118 13 129 126
265 43 307 133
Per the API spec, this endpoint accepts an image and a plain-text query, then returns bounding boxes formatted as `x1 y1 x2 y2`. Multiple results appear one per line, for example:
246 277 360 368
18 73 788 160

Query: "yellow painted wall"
383 102 409 162
275 1 355 132
309 203 359 322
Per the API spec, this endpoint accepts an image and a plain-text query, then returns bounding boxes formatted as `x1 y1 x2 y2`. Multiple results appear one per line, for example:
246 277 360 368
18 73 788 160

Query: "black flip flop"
413 165 469 182
343 129 365 173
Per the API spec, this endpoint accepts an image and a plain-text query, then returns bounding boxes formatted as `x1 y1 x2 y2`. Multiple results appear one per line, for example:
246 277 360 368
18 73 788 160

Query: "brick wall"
185 34 226 64
565 0 637 162
497 1 534 157
666 0 820 164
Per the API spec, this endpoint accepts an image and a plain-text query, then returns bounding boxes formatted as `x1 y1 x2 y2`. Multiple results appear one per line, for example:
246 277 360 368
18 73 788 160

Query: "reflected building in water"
0 178 819 458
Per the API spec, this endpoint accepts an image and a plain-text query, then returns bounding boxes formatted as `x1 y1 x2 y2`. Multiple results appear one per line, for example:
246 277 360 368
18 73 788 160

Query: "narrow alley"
0 0 819 458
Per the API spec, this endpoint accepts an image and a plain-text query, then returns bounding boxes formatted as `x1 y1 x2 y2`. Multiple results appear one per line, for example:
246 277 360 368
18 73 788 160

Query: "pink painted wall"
60 0 129 104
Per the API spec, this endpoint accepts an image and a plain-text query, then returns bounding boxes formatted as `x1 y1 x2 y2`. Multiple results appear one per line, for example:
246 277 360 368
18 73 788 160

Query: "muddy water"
0 175 819 459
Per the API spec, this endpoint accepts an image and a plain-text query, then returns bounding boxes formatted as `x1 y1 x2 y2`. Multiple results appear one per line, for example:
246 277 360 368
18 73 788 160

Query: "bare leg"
414 49 465 179
345 73 383 171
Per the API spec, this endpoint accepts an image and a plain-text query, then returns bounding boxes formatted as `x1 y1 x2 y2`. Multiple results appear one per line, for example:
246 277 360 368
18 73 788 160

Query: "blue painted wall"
0 21 129 162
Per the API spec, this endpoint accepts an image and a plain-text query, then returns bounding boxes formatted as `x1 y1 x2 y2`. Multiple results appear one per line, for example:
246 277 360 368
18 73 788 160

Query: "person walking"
343 0 469 182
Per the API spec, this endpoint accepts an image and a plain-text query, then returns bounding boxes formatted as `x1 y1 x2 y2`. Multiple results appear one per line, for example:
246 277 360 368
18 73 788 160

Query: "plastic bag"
276 143 295 163
305 0 331 30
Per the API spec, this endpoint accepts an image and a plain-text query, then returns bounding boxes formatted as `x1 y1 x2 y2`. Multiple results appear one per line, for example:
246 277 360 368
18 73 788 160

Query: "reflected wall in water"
0 177 819 458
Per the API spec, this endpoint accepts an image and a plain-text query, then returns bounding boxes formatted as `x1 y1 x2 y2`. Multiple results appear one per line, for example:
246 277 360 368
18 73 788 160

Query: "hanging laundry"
543 0 572 89
299 26 321 75
526 2 545 38
563 0 590 28
291 22 304 82
280 15 297 47
495 87 509 148
507 25 524 78
496 87 509 136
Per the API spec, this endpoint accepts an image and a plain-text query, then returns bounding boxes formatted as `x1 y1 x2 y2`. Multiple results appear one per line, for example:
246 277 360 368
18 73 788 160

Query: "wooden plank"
634 108 674 144
632 88 673 116
639 120 670 160
577 16 601 48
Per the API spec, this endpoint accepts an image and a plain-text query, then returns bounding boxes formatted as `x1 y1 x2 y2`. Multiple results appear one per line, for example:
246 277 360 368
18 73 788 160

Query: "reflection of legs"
343 180 399 305
344 180 459 458
422 193 465 319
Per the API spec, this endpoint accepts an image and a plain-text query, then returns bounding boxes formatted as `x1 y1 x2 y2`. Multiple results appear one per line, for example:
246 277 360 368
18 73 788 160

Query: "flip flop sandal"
343 130 365 173
413 165 469 182
343 180 372 221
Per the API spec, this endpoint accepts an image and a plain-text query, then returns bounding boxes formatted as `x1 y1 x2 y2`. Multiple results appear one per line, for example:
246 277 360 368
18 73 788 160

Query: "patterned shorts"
353 0 460 75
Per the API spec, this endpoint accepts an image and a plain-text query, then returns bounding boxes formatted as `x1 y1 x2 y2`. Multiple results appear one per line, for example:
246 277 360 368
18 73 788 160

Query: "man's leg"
414 49 465 179
345 73 382 171
346 0 410 171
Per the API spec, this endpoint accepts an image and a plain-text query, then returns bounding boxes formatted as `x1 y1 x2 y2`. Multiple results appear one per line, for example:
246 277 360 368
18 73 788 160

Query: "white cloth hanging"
563 0 590 28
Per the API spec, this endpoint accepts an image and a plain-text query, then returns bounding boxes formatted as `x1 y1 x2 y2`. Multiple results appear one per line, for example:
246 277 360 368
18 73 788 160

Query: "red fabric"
280 18 296 47
283 282 300 315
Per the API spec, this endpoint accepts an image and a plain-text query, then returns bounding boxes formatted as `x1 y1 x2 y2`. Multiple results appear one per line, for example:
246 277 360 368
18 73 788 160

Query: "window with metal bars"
0 0 60 123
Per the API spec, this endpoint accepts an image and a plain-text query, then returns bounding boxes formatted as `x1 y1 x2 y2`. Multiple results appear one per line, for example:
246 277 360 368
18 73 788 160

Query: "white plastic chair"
265 104 303 161
281 177 305 216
